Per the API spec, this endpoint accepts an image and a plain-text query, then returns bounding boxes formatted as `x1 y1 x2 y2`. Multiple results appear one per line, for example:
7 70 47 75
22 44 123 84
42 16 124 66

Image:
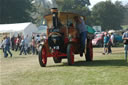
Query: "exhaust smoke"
40 0 58 9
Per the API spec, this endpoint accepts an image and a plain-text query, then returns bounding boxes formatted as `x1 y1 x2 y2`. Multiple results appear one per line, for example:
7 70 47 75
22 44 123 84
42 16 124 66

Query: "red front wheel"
38 45 47 67
67 44 74 65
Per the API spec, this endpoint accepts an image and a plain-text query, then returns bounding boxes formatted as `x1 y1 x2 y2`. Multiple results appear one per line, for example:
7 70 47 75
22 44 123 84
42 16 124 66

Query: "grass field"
0 47 128 85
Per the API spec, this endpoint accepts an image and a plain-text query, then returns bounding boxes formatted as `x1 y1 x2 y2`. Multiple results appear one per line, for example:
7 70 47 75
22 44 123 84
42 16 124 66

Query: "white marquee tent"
0 22 38 36
0 22 38 42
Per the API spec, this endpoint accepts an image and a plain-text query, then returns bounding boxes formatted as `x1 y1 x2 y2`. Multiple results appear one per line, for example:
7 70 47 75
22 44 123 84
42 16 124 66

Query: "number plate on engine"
53 46 59 50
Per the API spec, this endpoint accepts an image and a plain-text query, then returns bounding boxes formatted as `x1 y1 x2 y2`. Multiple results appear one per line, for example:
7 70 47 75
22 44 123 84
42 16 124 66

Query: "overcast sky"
89 0 128 8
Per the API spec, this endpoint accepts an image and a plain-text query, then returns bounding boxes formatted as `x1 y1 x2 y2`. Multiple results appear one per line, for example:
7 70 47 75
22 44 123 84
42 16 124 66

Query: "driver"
74 16 88 56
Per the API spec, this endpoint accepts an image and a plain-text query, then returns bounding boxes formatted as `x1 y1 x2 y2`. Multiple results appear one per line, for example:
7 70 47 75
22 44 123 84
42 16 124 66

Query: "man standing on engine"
74 16 88 56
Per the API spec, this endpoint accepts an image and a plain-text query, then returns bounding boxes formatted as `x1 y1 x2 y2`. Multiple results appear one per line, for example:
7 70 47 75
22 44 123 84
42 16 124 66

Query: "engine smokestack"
51 8 58 29
40 0 58 29
41 0 58 9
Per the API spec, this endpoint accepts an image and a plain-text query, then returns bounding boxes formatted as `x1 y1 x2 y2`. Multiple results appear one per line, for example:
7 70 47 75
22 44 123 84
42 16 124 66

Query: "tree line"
0 0 127 30
0 0 35 24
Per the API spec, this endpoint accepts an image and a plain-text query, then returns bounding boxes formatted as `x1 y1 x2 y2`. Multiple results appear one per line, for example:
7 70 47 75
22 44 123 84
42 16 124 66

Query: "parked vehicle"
92 33 104 47
92 32 123 47
113 33 123 46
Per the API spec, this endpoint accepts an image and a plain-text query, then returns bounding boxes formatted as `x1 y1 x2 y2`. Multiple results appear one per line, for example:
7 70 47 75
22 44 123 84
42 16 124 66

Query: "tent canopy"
108 30 115 34
0 22 38 43
0 22 36 33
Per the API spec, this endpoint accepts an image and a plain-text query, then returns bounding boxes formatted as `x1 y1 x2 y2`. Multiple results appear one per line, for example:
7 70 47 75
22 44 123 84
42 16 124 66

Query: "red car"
92 33 104 47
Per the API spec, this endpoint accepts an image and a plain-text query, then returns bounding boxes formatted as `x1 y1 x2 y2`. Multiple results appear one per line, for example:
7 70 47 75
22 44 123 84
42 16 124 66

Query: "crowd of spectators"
0 34 44 58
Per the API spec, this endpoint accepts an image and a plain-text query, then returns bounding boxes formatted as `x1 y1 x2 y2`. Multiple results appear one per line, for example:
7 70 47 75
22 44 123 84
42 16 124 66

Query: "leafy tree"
56 0 91 25
32 0 91 25
91 1 125 30
57 0 90 16
0 0 35 24
32 0 50 26
74 0 90 7
122 3 128 25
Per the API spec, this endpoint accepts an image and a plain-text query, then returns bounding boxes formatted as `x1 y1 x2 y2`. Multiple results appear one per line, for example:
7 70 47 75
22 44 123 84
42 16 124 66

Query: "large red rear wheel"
67 44 74 65
85 39 93 61
38 45 47 67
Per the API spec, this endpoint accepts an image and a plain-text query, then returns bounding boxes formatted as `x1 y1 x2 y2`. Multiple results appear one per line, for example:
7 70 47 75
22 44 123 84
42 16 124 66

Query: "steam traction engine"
38 8 93 67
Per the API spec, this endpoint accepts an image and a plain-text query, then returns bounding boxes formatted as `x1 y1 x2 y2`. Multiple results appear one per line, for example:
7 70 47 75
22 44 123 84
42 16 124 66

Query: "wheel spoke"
42 48 47 64
71 48 74 64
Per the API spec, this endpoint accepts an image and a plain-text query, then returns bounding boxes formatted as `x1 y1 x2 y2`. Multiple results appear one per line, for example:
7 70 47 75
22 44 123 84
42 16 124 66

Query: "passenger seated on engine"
59 21 67 37
60 26 68 37
68 23 78 38
47 19 68 38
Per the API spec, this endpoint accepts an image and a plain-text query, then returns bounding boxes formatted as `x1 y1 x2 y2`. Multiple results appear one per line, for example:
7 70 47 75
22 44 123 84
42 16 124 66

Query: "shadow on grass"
48 59 128 67
112 52 124 55
73 60 128 67
1 56 27 59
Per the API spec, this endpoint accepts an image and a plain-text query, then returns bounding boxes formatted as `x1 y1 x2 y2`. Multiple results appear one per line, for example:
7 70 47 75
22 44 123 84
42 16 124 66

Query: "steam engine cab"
38 8 93 67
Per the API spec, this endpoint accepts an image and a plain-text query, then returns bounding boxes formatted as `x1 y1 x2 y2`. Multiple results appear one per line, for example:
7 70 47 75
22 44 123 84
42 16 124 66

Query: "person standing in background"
4 36 12 58
102 32 109 55
24 35 29 54
108 34 112 54
31 37 36 55
19 36 27 55
35 35 41 43
2 37 6 57
122 31 128 62
110 33 114 46
11 35 15 50
15 35 21 51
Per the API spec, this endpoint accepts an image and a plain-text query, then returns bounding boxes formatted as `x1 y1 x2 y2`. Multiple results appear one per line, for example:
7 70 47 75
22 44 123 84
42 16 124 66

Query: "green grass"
0 47 128 85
